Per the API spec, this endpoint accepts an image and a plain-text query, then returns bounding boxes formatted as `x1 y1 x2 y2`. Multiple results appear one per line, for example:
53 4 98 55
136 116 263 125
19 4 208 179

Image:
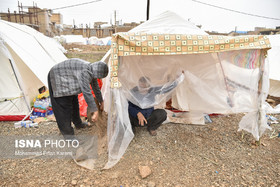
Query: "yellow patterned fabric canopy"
109 33 271 88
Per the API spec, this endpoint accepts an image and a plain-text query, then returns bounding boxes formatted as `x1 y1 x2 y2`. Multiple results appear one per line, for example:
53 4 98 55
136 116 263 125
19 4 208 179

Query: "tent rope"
0 96 24 102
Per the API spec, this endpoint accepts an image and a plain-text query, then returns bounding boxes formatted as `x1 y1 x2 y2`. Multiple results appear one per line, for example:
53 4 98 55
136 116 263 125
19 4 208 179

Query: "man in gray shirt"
47 58 108 138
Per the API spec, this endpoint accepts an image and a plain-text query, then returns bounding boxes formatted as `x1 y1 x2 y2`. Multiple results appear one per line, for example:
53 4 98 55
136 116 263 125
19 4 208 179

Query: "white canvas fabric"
129 11 208 35
267 35 280 81
0 42 30 115
0 20 67 118
269 79 280 97
267 35 280 97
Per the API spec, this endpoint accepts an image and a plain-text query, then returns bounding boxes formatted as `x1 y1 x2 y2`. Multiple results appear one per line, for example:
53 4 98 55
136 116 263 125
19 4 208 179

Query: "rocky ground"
0 45 279 186
0 112 279 187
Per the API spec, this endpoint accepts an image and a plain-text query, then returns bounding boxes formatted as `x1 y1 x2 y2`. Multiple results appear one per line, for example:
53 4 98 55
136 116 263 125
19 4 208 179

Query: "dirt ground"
0 113 280 187
0 45 280 186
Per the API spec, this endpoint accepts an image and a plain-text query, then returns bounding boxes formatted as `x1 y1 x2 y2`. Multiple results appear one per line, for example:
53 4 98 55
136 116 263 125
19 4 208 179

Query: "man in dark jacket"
128 73 184 136
48 58 108 138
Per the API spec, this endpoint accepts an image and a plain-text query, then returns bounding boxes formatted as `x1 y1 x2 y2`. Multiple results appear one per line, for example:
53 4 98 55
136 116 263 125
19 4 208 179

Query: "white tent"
267 35 280 97
88 36 99 45
88 36 112 46
101 11 272 169
129 11 208 35
101 11 208 110
0 20 67 121
58 35 88 45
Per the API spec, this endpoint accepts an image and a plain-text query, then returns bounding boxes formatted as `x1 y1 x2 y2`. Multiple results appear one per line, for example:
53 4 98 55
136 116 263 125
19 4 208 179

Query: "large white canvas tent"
0 20 67 121
129 11 208 35
267 35 280 97
100 11 272 169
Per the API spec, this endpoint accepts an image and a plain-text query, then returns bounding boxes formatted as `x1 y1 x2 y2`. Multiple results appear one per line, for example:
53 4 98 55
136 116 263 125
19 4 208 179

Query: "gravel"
1 113 279 186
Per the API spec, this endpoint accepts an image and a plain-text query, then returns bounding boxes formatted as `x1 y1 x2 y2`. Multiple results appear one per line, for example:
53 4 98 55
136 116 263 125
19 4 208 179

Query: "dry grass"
64 44 110 63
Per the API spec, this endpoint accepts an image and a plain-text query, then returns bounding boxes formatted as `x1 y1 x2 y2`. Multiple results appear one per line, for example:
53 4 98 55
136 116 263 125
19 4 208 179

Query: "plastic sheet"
102 48 270 168
104 88 134 169
237 51 271 140
263 102 280 114
238 110 271 141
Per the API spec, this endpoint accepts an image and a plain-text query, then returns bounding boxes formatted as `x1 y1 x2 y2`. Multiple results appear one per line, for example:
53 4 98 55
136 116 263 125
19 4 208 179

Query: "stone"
139 165 152 179
147 181 156 187
71 180 77 185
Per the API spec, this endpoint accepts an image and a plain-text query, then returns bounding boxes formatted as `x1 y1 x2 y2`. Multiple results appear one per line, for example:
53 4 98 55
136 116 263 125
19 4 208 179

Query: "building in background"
51 13 63 25
0 2 63 36
61 21 141 38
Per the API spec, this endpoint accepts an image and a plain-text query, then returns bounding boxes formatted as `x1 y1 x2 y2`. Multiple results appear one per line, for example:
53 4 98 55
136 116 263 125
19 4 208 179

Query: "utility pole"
7 8 11 22
114 10 117 34
146 0 150 20
114 10 116 26
18 1 24 23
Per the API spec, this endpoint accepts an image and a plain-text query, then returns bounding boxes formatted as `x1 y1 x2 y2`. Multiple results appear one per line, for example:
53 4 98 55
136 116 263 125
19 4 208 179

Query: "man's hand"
91 111 99 122
137 112 147 126
99 101 104 112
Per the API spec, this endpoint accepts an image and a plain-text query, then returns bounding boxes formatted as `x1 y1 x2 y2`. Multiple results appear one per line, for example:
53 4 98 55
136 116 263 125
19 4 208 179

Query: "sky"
0 0 280 33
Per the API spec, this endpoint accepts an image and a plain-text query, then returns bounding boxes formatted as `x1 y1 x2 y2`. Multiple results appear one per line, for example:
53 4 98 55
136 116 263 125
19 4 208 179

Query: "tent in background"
57 35 88 45
100 11 272 169
88 36 112 46
88 36 99 45
267 35 280 97
0 20 67 121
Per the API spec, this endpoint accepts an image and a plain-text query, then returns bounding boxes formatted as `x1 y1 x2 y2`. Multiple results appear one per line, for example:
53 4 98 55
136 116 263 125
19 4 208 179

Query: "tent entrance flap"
8 58 30 113
0 41 30 117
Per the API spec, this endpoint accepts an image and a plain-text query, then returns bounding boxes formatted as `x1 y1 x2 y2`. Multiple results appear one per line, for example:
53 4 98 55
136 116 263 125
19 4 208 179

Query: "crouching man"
128 72 184 136
47 58 108 139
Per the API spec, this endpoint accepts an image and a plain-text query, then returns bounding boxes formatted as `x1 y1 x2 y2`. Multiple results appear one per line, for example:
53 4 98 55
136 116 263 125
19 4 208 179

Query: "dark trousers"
129 109 167 131
48 73 83 137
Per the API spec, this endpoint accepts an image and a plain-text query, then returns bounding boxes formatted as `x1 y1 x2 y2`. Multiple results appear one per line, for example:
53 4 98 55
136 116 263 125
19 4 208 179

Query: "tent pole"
217 53 233 108
146 0 150 20
256 73 263 146
256 50 266 145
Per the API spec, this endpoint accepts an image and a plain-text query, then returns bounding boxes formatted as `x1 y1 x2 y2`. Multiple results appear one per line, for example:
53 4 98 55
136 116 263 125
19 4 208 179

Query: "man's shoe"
149 130 157 136
132 126 136 134
75 122 89 129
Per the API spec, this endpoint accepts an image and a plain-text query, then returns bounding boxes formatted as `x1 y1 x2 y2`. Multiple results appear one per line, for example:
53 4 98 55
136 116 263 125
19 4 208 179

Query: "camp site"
0 1 280 186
